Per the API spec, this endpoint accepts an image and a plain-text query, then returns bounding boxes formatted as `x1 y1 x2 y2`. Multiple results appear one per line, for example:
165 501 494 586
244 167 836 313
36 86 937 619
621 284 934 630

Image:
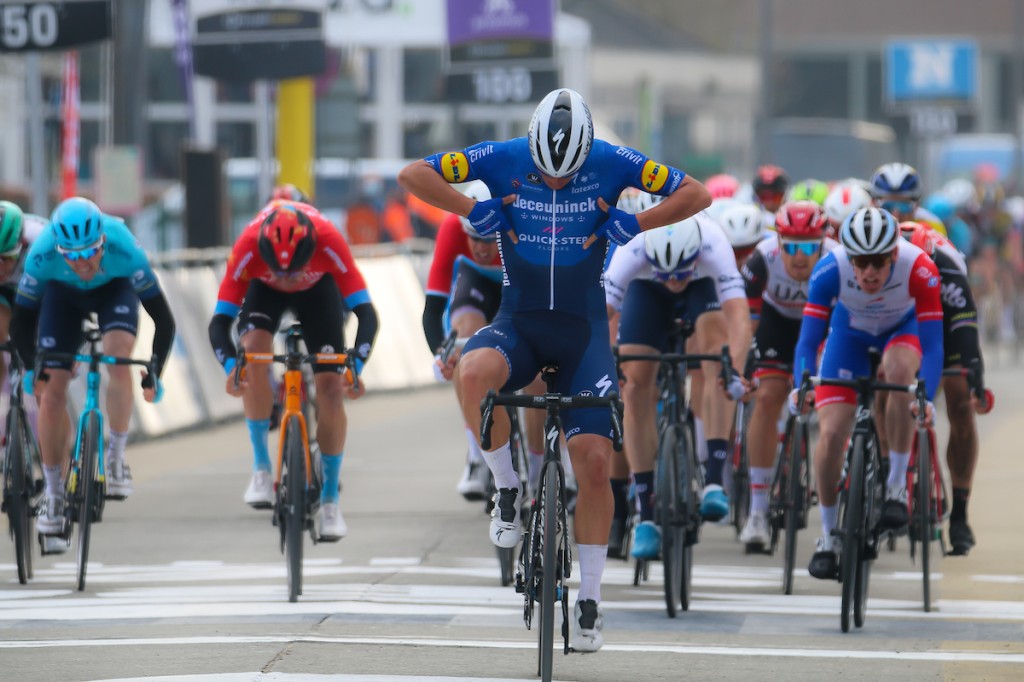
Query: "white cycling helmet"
870 162 922 200
718 203 766 249
643 219 702 274
459 180 495 241
528 88 593 178
941 178 980 212
840 207 899 256
704 197 737 223
824 183 873 226
616 187 661 214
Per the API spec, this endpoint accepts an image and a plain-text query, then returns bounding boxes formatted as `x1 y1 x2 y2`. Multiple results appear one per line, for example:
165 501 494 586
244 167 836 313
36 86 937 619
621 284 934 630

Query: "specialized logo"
552 128 566 153
527 172 542 184
596 374 613 397
441 152 469 183
642 160 669 193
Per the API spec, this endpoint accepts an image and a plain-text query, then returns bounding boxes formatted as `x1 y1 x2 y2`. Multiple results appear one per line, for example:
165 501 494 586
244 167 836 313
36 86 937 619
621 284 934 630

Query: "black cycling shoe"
879 488 909 531
808 537 839 580
948 518 976 556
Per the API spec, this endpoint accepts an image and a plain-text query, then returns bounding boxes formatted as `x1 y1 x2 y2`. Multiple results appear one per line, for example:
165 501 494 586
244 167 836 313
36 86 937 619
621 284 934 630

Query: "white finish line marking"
92 676 547 682
1 634 1023 665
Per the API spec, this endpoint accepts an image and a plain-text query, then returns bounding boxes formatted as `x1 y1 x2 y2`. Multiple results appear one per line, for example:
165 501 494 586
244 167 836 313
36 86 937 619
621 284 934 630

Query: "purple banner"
171 0 196 139
447 0 554 46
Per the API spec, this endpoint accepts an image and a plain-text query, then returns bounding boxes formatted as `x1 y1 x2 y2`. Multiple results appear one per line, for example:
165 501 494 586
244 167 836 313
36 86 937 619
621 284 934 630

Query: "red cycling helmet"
775 200 826 239
258 204 317 273
753 164 789 196
705 174 740 200
898 220 936 256
270 183 312 204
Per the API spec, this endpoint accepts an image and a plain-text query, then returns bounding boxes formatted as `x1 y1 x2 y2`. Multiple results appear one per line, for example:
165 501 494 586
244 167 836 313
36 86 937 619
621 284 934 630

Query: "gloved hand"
910 399 936 426
432 355 447 383
467 197 512 238
599 205 642 246
141 371 164 404
787 388 802 416
725 373 746 401
22 369 34 396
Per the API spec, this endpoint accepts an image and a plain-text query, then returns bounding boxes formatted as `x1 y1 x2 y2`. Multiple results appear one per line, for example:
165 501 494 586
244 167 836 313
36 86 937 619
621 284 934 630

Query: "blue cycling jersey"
425 138 686 320
15 216 161 309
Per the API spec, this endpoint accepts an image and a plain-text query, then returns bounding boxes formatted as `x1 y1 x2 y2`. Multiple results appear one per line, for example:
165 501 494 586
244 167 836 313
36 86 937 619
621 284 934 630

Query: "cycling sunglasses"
57 236 104 262
881 199 915 216
781 240 822 256
849 252 893 270
653 268 695 283
0 244 22 262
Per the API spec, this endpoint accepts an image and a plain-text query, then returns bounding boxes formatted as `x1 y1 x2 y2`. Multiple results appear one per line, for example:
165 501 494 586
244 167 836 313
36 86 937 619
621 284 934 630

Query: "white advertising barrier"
160 264 244 423
345 254 437 391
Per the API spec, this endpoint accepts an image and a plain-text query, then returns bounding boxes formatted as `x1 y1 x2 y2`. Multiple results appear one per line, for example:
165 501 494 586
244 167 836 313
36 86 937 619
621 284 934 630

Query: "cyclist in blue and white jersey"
792 207 943 580
604 213 752 559
399 88 711 652
11 198 176 538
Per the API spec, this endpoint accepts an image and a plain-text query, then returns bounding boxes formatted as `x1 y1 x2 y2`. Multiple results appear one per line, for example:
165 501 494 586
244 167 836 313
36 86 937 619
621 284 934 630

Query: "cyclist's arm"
423 293 448 353
793 254 839 383
10 303 39 370
741 249 768 322
636 175 711 231
910 254 944 400
139 289 175 377
208 301 239 372
603 237 647 313
348 300 379 371
398 159 477 217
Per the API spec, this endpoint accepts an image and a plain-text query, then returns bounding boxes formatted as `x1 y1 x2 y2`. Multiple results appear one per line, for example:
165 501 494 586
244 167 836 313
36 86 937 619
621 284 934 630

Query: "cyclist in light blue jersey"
11 197 176 541
399 88 711 652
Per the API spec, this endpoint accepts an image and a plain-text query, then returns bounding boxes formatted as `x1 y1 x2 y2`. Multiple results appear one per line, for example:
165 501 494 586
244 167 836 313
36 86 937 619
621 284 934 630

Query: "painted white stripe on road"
3 634 1024 665
94 676 546 682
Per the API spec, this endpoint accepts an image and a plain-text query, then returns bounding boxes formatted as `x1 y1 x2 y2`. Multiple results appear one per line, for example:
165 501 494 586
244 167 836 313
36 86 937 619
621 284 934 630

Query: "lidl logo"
441 152 469 183
642 160 669 193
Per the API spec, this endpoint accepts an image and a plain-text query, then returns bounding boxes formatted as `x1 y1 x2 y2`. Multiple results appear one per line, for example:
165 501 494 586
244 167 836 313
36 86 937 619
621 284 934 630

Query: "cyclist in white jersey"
0 203 45 390
605 213 752 558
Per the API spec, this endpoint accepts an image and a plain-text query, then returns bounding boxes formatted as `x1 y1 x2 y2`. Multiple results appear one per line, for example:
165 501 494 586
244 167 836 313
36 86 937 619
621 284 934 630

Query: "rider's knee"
315 373 345 407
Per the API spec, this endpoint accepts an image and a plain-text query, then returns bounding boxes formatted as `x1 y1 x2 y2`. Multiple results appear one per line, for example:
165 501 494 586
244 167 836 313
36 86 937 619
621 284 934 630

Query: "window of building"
216 122 255 158
404 48 445 104
148 121 191 179
149 48 186 104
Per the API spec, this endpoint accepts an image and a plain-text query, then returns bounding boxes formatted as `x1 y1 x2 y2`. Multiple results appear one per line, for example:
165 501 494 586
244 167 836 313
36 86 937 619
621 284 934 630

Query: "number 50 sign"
0 0 112 52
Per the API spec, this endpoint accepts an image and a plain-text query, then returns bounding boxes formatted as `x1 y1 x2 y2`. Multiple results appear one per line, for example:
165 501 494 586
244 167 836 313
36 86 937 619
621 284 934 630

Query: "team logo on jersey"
441 152 469 183
642 160 669 193
527 172 542 184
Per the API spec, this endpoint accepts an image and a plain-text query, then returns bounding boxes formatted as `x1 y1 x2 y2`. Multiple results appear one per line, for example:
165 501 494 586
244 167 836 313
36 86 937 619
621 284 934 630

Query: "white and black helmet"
459 180 495 241
840 207 899 256
870 162 922 200
528 88 593 178
643 219 702 274
823 182 873 226
718 203 766 249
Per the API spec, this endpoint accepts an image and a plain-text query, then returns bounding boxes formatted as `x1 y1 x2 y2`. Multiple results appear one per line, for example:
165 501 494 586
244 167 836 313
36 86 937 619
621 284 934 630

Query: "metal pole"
25 54 47 216
255 81 274 203
757 0 774 166
1014 0 1024 192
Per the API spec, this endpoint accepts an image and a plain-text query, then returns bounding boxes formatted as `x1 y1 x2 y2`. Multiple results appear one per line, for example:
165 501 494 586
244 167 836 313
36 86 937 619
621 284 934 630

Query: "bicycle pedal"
104 493 126 501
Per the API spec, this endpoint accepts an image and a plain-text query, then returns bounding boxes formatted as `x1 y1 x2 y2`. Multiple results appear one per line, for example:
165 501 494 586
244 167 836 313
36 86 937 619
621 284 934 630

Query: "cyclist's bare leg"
618 343 659 475
695 310 734 491
814 402 856 509
240 329 274 420
101 329 137 434
880 345 920 457
37 368 73 471
455 347 511 460
943 374 977 489
747 375 788 519
567 433 614 545
0 303 10 392
450 309 488 407
312 372 346 455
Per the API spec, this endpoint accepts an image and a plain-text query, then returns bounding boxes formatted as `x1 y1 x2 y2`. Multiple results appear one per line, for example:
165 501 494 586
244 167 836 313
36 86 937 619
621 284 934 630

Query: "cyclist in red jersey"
209 200 379 541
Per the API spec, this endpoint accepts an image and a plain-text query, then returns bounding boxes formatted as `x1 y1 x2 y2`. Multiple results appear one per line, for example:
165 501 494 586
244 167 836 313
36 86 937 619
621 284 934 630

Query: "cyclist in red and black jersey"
208 200 379 541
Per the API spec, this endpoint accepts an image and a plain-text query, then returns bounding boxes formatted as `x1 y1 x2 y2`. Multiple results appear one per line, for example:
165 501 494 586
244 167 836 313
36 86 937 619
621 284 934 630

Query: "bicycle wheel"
839 434 865 633
283 421 306 603
76 413 100 592
730 402 750 538
537 460 559 681
679 420 698 612
782 419 806 596
916 426 933 612
4 408 32 584
658 423 684 618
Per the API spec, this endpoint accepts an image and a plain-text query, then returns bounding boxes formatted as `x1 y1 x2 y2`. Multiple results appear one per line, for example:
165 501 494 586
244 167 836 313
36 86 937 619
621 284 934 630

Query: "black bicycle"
36 327 156 591
801 350 920 632
0 343 43 584
481 366 623 682
616 344 733 617
773 368 813 595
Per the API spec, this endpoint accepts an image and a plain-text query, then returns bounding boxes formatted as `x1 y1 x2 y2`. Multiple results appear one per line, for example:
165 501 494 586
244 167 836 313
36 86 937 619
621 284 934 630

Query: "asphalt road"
2 356 1023 682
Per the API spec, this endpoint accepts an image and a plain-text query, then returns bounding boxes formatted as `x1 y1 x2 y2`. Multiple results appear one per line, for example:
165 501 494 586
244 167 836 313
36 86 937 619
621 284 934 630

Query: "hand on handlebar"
910 399 936 426
972 388 995 415
140 370 164 404
225 358 248 397
787 387 815 416
719 372 751 401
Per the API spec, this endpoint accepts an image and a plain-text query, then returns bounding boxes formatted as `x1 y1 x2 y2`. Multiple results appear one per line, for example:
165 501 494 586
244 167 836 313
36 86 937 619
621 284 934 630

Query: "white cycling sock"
43 464 62 497
694 416 708 463
465 426 484 464
577 544 606 603
106 430 129 463
527 447 544 492
749 466 773 515
482 442 520 491
887 451 910 490
820 503 838 538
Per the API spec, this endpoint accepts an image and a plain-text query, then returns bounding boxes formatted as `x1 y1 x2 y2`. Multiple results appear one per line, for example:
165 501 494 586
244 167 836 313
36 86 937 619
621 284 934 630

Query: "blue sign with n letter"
886 39 977 107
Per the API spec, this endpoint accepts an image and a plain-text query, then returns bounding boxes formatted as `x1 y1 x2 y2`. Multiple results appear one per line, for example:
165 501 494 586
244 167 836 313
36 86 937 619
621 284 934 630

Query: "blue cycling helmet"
870 163 922 201
51 197 103 250
922 193 954 224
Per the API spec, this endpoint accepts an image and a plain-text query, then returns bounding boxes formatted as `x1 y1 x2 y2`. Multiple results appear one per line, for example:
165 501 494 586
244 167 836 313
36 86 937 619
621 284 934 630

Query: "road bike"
480 366 623 682
0 343 43 584
616 344 733 617
36 326 155 591
234 323 357 602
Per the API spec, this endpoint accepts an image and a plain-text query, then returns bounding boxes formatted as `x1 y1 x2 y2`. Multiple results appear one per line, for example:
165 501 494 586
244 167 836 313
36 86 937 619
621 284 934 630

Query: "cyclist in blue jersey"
399 88 711 652
10 197 176 541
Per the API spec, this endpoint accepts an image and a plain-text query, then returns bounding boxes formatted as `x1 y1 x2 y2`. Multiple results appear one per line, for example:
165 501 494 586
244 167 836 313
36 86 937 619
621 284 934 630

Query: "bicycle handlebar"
479 389 625 452
942 357 985 400
233 349 360 393
437 330 468 366
616 344 737 398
